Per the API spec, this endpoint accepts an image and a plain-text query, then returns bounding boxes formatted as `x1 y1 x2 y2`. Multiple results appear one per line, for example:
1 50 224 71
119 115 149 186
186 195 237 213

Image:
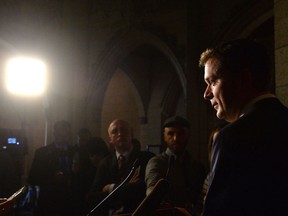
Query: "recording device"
86 158 140 216
0 129 26 155
7 138 20 145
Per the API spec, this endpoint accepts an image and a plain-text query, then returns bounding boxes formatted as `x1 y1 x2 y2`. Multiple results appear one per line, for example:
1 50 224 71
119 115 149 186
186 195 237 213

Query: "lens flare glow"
6 57 46 96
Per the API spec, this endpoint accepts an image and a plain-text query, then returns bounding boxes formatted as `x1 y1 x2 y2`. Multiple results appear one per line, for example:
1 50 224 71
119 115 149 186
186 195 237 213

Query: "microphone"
86 158 140 216
132 178 169 216
165 155 175 179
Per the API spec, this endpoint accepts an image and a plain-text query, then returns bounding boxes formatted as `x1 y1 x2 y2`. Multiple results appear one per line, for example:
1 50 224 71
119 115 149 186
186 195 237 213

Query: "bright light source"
6 57 46 96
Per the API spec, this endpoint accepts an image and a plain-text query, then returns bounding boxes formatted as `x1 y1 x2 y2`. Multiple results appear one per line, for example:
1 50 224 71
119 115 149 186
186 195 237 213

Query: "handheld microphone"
132 178 169 216
86 158 140 216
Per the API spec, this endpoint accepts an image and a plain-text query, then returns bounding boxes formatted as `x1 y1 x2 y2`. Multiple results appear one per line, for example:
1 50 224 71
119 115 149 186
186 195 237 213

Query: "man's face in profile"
204 58 242 122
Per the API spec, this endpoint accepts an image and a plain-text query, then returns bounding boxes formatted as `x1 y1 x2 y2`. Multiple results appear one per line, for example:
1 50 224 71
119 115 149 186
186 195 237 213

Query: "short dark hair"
199 38 272 91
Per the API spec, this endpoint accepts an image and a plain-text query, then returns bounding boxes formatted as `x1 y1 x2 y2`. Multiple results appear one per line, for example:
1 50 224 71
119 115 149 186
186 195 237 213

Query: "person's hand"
102 184 112 193
0 198 14 215
129 167 140 183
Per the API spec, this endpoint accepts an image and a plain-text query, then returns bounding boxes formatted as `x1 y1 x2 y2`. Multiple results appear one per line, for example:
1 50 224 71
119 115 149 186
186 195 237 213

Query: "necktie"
118 154 126 170
116 155 126 182
58 149 71 175
60 156 70 175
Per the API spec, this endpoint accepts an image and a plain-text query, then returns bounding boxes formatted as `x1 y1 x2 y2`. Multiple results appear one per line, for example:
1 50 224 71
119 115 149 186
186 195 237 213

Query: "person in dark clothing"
145 116 206 214
28 120 76 216
199 39 288 216
71 136 110 215
72 128 92 179
86 119 154 216
86 137 110 183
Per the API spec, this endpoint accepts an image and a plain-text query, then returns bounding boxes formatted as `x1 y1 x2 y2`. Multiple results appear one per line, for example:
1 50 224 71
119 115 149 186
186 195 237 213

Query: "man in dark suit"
86 119 154 215
28 120 76 216
199 39 288 216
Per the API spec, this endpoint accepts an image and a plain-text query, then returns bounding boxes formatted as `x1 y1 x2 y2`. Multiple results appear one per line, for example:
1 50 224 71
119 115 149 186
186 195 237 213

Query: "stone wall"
274 0 288 106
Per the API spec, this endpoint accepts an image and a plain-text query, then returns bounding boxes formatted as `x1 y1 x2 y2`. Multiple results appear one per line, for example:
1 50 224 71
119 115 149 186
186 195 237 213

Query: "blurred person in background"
145 116 206 214
86 119 154 215
28 120 75 216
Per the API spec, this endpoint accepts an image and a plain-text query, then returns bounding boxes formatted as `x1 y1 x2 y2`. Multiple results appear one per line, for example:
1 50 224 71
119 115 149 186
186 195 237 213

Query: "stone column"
274 0 288 106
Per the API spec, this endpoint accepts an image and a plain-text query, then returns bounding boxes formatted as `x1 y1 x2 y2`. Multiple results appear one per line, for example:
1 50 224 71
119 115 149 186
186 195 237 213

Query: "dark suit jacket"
28 144 76 215
87 148 154 214
204 97 288 216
